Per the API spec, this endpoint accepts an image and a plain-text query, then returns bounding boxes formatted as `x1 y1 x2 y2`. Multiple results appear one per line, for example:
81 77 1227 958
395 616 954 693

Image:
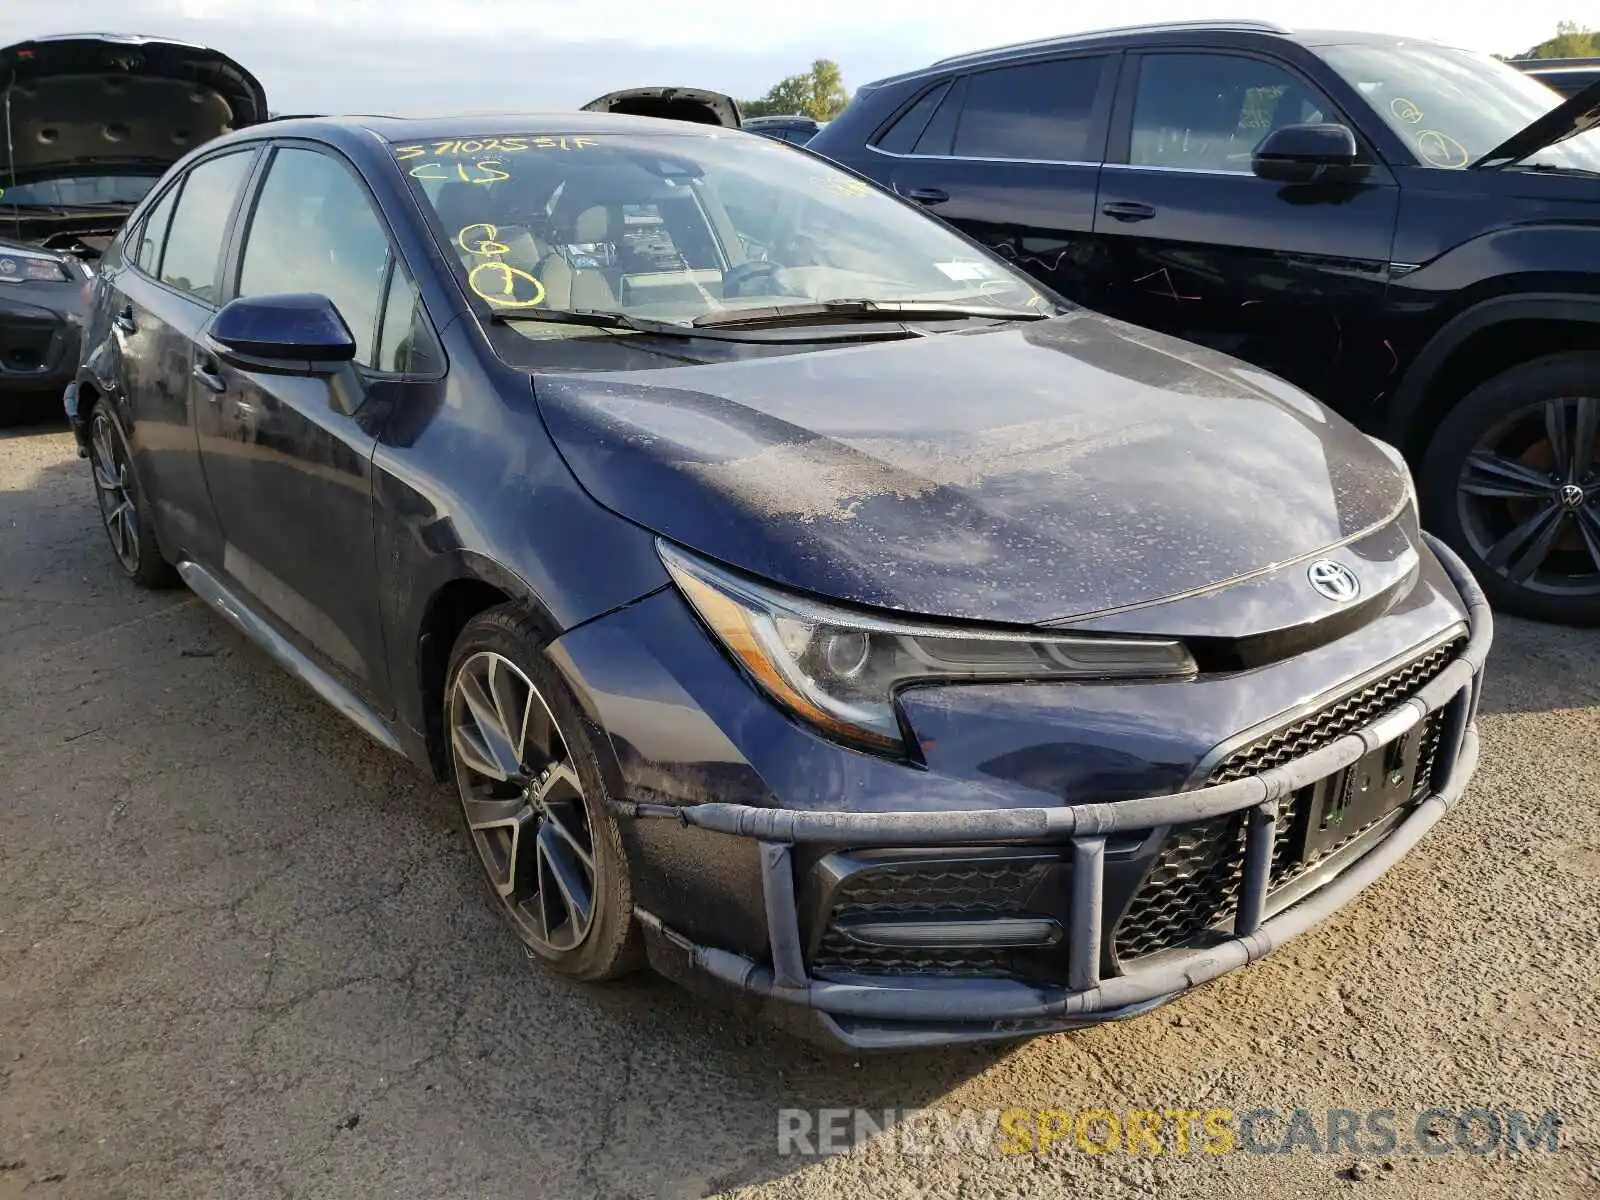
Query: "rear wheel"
445 605 640 980
88 401 179 589
1420 351 1600 626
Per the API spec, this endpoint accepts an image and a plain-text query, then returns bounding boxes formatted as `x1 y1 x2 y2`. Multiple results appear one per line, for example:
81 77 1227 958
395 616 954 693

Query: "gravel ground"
1 419 1596 1200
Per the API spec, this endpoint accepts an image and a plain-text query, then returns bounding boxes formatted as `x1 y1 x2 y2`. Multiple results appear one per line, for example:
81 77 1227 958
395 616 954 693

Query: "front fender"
1383 289 1600 443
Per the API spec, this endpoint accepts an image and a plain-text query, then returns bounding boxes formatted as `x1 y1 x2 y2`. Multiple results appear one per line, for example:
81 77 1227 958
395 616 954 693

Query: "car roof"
742 114 819 127
866 20 1452 88
239 111 742 145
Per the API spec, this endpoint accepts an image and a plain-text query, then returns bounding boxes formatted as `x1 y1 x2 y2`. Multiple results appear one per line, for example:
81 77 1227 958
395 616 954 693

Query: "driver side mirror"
206 292 357 376
1251 123 1369 186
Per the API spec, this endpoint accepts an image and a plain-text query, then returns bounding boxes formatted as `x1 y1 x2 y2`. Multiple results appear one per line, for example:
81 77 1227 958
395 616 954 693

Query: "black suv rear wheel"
1420 351 1600 625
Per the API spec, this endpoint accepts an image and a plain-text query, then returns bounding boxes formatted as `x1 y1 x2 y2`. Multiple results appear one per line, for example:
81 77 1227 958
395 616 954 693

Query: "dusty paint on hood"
535 311 1410 625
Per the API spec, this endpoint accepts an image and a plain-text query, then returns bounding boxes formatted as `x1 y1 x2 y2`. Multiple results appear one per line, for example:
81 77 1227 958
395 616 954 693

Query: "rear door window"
159 151 255 302
133 185 179 275
951 57 1109 161
873 83 951 153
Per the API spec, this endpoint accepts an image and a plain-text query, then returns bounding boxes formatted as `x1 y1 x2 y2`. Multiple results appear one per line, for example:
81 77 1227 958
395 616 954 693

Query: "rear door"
1088 50 1400 403
193 141 438 708
103 147 259 567
863 54 1117 303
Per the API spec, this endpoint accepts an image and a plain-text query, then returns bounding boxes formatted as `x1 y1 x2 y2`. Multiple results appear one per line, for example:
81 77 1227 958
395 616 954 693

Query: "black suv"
810 21 1600 625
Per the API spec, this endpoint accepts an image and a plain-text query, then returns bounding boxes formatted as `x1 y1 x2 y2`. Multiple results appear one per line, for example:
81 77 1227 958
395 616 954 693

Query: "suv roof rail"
1511 56 1600 67
932 19 1290 67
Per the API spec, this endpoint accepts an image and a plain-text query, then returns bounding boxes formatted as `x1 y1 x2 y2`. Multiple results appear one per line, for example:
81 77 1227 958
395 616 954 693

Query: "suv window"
134 185 179 275
951 58 1107 162
873 83 951 154
159 151 254 301
238 147 393 365
1131 53 1330 173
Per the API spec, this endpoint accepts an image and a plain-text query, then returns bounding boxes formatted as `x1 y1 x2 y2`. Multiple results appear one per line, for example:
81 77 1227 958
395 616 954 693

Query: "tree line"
1508 20 1598 59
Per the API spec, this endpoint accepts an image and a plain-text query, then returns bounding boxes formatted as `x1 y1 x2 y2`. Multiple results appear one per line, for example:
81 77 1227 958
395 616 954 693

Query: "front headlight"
0 246 72 284
659 541 1197 753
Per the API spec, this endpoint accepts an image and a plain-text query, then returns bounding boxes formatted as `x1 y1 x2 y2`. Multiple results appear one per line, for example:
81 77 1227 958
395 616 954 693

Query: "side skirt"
176 559 405 756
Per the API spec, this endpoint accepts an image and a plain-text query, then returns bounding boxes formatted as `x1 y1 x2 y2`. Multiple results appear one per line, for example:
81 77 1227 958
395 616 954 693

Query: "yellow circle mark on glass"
1414 129 1469 168
469 261 545 308
1390 97 1423 125
457 223 510 257
810 176 872 198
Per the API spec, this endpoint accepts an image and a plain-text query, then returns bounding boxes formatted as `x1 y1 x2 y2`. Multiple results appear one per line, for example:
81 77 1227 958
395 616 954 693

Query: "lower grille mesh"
1113 638 1461 962
811 861 1051 977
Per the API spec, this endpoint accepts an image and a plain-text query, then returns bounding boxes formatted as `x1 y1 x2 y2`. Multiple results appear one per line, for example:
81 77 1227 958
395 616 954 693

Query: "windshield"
0 174 162 207
1320 43 1600 171
391 132 1053 331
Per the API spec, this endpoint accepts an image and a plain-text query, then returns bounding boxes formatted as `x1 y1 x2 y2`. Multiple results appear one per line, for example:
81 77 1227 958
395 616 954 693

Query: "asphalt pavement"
1 420 1596 1199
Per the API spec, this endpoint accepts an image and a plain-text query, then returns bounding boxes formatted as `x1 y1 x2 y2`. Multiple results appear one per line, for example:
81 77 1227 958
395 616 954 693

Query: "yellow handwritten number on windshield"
1414 129 1469 168
1389 97 1423 125
469 262 545 308
457 223 510 257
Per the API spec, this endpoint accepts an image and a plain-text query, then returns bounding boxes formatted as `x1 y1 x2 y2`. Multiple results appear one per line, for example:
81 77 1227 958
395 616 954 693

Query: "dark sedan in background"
68 110 1489 1049
742 114 825 145
0 33 265 416
1516 56 1600 98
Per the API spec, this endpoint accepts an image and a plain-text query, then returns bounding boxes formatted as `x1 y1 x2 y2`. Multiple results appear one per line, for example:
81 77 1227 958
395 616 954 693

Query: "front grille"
811 860 1052 978
1113 638 1461 962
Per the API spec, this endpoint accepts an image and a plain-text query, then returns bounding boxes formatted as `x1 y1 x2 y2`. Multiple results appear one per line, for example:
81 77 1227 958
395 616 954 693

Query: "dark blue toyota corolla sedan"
67 112 1491 1050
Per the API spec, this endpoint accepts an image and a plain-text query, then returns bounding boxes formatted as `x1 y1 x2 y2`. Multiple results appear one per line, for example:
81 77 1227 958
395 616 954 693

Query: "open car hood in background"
581 86 741 129
1473 76 1600 167
0 33 267 185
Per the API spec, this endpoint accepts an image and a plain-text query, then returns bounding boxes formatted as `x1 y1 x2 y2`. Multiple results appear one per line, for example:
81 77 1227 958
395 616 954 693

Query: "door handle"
1100 201 1158 222
906 187 949 205
113 306 137 335
191 359 227 396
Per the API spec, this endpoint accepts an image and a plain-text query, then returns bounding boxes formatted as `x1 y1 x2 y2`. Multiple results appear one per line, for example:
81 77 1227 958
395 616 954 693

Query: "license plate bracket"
1298 730 1425 864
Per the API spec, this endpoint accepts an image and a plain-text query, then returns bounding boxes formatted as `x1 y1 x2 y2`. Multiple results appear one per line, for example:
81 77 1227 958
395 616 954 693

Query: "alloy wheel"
90 411 140 573
449 650 598 953
1456 395 1600 597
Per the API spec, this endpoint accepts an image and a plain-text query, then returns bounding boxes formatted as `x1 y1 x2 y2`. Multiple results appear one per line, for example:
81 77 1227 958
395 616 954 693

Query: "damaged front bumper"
619 534 1493 1051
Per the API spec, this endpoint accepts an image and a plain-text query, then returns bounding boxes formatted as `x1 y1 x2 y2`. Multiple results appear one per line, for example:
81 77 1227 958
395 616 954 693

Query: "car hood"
534 313 1412 626
581 87 741 129
0 33 267 186
1475 76 1600 167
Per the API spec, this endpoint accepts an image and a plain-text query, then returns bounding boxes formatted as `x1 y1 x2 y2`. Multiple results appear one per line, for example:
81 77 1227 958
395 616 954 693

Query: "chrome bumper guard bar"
623 534 1492 1030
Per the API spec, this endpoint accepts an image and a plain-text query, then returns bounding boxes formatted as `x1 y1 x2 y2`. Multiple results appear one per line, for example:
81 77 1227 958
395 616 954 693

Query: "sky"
0 1 1586 114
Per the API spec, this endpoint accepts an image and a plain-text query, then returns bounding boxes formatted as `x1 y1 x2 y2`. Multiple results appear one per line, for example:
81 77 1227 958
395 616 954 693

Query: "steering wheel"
722 260 783 298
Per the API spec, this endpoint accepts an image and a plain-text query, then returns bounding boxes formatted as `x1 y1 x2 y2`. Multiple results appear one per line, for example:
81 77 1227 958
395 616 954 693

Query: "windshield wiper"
1512 162 1600 178
691 298 1052 329
489 305 937 344
489 308 701 337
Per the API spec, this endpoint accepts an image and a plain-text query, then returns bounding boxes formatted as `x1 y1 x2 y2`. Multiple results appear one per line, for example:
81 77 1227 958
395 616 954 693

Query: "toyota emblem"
1307 559 1360 602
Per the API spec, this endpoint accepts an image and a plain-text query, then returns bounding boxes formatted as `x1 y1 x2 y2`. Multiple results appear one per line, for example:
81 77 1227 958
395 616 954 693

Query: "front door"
1089 50 1401 407
193 144 406 706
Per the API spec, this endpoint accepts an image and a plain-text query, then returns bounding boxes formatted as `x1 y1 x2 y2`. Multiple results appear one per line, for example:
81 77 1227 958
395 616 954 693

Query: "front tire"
1419 351 1600 626
445 605 640 981
88 401 179 589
